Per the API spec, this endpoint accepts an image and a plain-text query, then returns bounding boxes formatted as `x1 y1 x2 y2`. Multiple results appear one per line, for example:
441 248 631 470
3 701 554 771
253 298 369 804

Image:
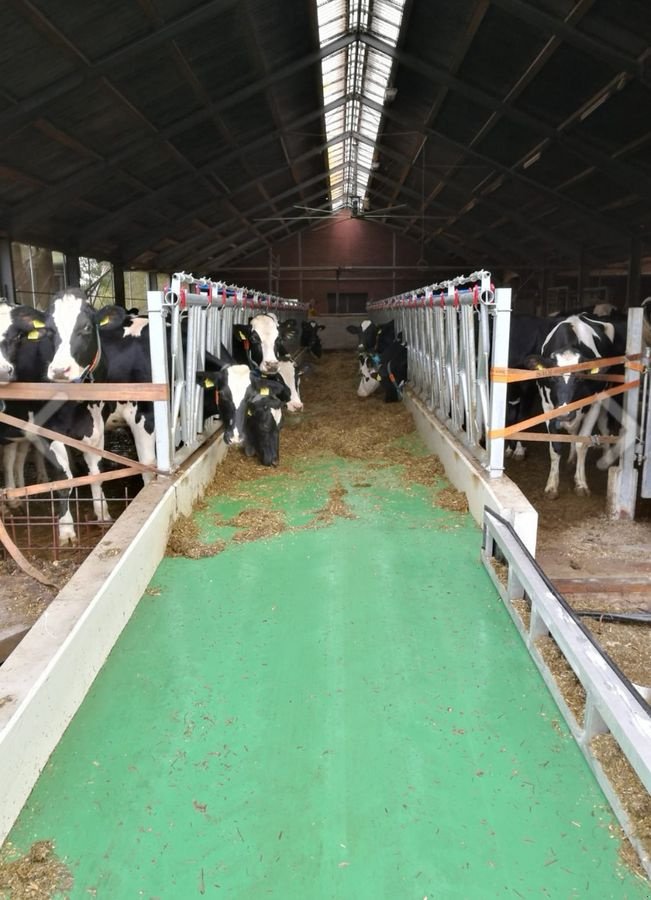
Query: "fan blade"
362 213 449 219
294 205 332 214
254 215 334 221
364 203 407 215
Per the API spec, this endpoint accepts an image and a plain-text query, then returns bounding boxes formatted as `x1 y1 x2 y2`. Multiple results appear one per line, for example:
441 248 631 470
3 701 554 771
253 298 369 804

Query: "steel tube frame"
369 271 507 477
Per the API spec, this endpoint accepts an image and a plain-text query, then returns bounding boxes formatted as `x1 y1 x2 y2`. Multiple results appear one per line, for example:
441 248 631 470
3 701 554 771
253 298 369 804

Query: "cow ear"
281 318 297 336
264 377 291 402
13 306 47 334
196 371 215 389
95 305 127 330
524 354 544 370
317 324 326 331
346 325 361 335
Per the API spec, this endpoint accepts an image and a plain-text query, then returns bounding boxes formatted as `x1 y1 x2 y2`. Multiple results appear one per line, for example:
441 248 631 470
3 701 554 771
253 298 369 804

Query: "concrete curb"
404 390 538 555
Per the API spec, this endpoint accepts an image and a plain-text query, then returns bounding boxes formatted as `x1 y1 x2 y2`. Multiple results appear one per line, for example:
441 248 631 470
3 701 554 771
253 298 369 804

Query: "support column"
65 254 81 288
576 247 586 309
0 238 15 304
113 263 126 308
626 236 642 308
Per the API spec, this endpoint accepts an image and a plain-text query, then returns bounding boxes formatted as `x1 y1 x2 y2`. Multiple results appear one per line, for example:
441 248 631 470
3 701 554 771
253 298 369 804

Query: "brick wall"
218 212 454 314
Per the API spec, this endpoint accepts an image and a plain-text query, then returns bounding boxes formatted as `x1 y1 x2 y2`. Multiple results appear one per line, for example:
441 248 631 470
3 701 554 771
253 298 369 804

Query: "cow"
0 302 68 514
210 364 290 465
379 337 408 402
46 294 157 487
300 320 325 358
356 335 408 402
525 312 626 498
346 318 395 356
356 353 381 398
501 314 555 460
231 313 296 373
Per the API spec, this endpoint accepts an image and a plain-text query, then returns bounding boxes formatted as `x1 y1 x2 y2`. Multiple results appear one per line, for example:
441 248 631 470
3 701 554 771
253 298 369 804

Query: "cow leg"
47 440 77 545
82 449 112 522
81 405 112 522
112 401 156 484
544 439 562 499
596 397 622 470
573 402 601 496
122 403 157 485
3 441 22 509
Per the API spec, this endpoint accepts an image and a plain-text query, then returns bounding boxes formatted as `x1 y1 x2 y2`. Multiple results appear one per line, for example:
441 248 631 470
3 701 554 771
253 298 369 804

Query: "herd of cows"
0 288 646 545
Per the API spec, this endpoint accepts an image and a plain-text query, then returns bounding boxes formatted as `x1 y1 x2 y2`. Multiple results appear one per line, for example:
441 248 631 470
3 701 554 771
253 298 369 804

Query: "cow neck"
75 326 104 383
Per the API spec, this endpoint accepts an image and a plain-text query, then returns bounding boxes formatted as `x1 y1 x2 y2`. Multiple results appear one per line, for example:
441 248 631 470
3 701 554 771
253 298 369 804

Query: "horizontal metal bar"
0 382 169 400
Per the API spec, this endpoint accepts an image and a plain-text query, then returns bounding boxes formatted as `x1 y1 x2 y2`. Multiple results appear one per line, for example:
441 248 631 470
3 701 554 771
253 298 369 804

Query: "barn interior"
0 0 649 312
1 1 651 895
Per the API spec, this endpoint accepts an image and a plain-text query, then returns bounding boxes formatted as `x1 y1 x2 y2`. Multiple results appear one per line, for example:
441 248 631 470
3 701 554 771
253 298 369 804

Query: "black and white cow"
502 314 555 460
210 364 290 466
46 292 157 478
0 302 55 506
300 320 325 358
346 318 395 356
232 313 296 373
356 335 408 402
525 312 625 498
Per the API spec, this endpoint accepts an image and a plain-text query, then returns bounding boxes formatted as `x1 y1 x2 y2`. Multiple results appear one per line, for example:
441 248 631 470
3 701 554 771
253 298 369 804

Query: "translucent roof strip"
317 0 407 210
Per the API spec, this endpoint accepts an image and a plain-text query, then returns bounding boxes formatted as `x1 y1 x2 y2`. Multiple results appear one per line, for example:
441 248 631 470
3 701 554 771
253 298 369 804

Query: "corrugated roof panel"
316 0 347 46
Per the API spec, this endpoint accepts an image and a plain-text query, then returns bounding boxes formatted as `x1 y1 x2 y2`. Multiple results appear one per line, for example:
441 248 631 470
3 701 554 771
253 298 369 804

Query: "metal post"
608 307 642 518
486 287 511 477
147 290 172 474
0 238 16 304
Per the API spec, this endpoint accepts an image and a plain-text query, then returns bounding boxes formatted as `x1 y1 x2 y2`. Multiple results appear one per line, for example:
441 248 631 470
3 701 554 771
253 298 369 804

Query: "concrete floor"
6 450 647 899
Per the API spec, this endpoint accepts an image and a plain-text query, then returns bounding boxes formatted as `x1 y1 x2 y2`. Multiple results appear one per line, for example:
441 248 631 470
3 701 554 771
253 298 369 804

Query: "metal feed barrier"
149 272 308 473
367 270 509 477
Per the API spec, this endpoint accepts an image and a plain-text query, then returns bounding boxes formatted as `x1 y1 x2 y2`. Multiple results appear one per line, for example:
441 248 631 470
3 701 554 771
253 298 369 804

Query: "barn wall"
218 213 443 313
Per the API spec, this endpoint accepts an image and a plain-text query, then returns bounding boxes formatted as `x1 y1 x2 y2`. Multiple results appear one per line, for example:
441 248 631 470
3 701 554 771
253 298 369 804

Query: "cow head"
525 350 599 427
347 319 376 351
301 320 325 358
0 302 50 381
357 352 381 398
243 385 285 467
276 359 305 411
46 289 106 382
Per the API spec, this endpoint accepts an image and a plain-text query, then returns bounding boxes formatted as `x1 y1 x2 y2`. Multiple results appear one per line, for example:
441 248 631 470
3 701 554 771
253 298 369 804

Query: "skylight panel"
317 0 407 210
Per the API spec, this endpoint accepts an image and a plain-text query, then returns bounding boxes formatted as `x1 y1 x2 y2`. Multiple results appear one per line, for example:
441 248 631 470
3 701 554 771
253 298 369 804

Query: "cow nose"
50 365 70 381
288 401 303 412
261 361 279 373
0 362 14 381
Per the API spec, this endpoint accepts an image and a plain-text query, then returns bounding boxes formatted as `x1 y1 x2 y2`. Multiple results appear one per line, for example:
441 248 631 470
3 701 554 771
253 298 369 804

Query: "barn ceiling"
0 0 649 278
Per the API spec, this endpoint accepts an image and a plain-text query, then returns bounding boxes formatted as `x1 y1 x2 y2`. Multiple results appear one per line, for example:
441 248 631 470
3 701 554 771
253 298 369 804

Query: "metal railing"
149 273 309 472
483 507 651 879
368 270 510 477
